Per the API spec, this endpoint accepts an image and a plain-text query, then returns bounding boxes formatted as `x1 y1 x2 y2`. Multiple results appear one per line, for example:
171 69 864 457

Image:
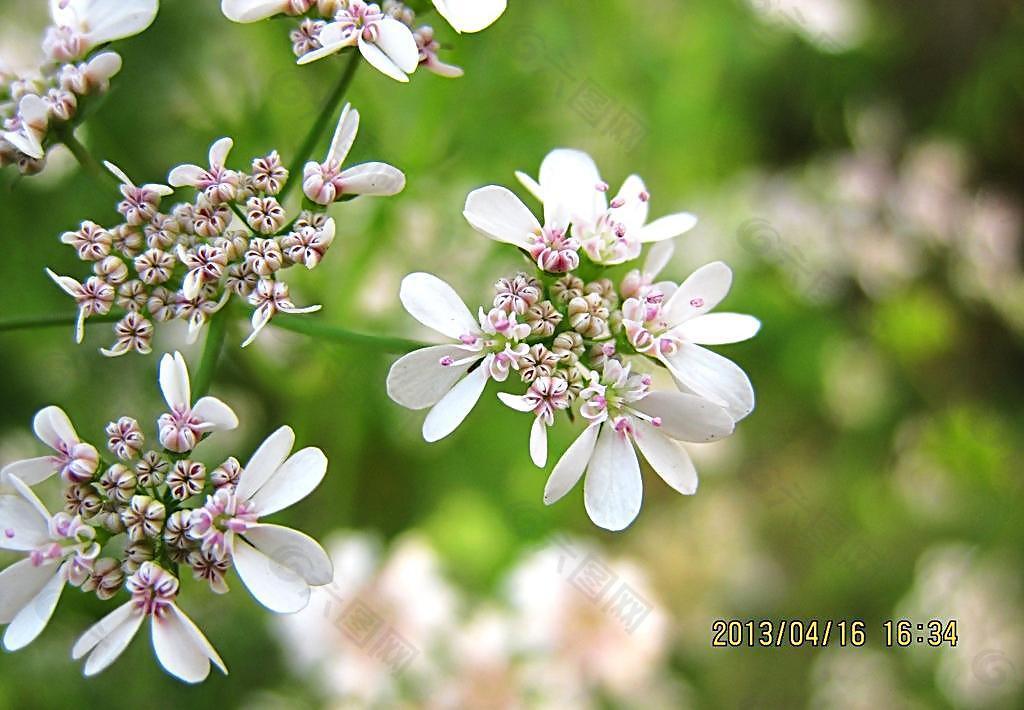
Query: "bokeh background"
2 0 1023 707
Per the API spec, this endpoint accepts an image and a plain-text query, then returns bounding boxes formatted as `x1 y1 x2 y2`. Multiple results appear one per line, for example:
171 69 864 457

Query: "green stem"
58 129 116 188
192 309 229 398
0 312 119 333
270 313 423 353
280 50 361 202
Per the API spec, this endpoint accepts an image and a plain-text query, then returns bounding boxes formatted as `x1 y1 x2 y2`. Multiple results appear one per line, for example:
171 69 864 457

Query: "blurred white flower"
72 561 226 683
45 0 160 61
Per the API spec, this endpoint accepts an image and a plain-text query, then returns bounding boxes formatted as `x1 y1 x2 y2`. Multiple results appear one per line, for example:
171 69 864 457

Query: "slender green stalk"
192 308 229 398
0 312 118 333
270 313 423 353
58 129 116 188
279 51 361 201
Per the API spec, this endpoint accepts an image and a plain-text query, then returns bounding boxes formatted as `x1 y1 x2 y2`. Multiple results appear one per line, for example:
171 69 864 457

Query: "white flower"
47 0 160 61
2 95 49 160
167 137 240 204
0 476 99 651
387 273 531 442
156 352 239 453
296 2 419 83
498 376 571 467
544 360 735 531
243 279 322 347
104 160 173 226
188 426 333 613
432 0 507 33
72 561 227 683
301 103 406 205
621 261 761 421
517 149 698 265
0 406 98 487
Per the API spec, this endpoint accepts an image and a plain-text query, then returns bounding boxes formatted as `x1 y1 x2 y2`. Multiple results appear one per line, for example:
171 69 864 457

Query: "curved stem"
280 50 361 202
192 308 229 399
57 128 116 188
270 313 423 353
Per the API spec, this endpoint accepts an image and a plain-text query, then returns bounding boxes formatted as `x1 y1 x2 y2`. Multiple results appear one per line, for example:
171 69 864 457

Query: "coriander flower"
188 426 333 613
621 261 761 420
0 476 99 651
302 103 406 205
156 352 239 453
543 360 735 531
72 561 226 683
0 406 98 487
45 0 160 62
296 2 420 83
168 137 240 204
387 272 532 442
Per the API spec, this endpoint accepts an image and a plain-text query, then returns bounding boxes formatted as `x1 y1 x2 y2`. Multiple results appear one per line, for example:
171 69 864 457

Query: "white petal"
644 240 674 278
612 175 648 232
83 51 123 82
422 363 489 442
673 313 761 345
663 261 734 326
0 493 52 551
433 0 507 32
221 0 286 22
241 306 272 348
638 212 698 243
45 268 80 298
7 475 52 526
296 34 351 65
244 524 332 586
0 559 58 624
167 164 205 187
583 425 643 532
387 345 476 410
376 17 419 73
33 405 77 450
463 186 540 249
249 448 328 517
632 421 699 495
17 93 48 127
0 457 57 489
208 137 233 169
2 130 44 160
630 391 735 442
326 103 358 166
159 351 191 411
537 149 604 226
338 162 406 196
236 426 295 503
103 160 133 187
544 423 600 505
399 272 478 341
77 603 145 676
514 170 544 202
496 392 536 413
192 397 240 432
76 0 159 46
4 565 64 651
232 538 311 613
663 343 756 421
529 417 548 468
358 35 410 82
151 604 226 683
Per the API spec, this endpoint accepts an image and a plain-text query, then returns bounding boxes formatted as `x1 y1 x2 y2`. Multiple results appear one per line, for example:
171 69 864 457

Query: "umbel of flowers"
388 149 760 531
46 102 405 355
0 352 333 683
222 0 507 81
1 0 160 175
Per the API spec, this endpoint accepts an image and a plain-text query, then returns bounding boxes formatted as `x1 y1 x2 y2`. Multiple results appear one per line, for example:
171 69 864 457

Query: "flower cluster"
1 0 159 175
388 149 760 530
47 103 405 354
222 0 507 81
0 352 333 682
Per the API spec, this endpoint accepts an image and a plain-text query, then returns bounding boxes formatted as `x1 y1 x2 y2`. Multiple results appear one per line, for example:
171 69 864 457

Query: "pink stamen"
460 333 479 346
596 181 609 192
610 198 625 209
652 417 663 428
602 343 616 357
690 297 704 308
639 190 650 202
439 356 455 367
4 528 14 539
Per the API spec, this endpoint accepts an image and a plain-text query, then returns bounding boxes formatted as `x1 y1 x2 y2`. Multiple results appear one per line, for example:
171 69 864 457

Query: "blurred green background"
1 0 1023 708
